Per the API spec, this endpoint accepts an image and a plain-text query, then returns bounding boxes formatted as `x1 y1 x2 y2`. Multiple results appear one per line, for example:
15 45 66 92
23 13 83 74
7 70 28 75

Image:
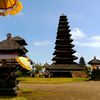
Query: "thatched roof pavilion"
0 33 28 56
88 56 100 65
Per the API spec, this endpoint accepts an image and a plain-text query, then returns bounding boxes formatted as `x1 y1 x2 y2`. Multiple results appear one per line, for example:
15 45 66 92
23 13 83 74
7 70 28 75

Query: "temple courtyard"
0 78 100 100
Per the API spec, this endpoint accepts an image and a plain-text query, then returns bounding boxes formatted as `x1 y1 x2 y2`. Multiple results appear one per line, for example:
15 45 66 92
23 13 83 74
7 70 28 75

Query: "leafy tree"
32 63 44 77
79 57 86 67
84 66 92 78
34 63 43 73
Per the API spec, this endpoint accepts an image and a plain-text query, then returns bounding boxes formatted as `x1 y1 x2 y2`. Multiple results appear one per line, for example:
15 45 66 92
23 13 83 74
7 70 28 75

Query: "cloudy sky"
0 0 100 64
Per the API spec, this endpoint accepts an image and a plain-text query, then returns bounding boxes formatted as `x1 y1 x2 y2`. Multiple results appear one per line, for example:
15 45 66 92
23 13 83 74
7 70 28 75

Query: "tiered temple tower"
52 14 77 64
44 14 83 77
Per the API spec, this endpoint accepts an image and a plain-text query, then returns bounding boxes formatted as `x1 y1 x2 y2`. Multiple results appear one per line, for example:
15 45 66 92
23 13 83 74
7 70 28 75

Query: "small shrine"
88 56 100 68
44 14 83 77
88 56 100 80
0 33 28 95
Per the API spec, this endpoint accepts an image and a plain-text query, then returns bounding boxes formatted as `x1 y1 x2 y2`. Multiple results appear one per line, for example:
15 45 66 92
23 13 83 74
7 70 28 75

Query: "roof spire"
61 13 66 16
7 33 12 40
94 56 96 59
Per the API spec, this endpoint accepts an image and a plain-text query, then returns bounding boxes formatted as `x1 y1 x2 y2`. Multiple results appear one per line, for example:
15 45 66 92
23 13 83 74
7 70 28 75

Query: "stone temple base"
44 64 84 78
0 67 19 96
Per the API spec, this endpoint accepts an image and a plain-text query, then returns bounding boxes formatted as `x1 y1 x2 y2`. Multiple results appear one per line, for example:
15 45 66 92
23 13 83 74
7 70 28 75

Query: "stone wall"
72 71 87 78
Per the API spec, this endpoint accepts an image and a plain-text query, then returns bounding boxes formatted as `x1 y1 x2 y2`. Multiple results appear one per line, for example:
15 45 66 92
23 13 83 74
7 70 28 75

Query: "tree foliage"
34 63 43 73
79 57 86 67
31 63 44 77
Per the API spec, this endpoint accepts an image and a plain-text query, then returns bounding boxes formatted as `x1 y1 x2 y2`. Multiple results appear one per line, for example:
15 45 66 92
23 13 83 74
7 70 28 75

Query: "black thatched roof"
88 56 100 65
0 54 18 59
13 36 27 45
45 63 83 70
0 33 28 53
22 47 28 53
43 62 49 67
0 39 23 50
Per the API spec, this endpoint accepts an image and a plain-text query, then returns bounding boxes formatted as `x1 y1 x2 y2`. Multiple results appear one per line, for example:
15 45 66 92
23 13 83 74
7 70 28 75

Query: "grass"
21 88 33 93
0 88 33 100
0 88 54 100
0 97 27 100
17 77 89 84
0 77 89 100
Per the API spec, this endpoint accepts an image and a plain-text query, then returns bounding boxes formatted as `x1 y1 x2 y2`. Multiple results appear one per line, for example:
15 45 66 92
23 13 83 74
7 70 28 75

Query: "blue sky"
0 0 100 64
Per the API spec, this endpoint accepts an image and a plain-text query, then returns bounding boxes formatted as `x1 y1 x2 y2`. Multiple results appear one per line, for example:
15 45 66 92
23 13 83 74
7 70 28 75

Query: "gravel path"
19 81 100 100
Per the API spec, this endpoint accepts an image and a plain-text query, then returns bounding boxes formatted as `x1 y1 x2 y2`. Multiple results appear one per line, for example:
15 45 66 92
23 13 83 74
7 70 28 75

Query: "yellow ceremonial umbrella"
16 56 32 71
0 0 23 16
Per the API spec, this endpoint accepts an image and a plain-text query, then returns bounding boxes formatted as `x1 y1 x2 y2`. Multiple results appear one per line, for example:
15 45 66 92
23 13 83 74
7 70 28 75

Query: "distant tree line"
79 57 86 67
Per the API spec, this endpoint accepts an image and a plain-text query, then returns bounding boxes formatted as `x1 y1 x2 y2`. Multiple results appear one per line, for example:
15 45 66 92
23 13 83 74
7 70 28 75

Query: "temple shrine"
44 14 83 77
0 33 28 95
88 56 100 80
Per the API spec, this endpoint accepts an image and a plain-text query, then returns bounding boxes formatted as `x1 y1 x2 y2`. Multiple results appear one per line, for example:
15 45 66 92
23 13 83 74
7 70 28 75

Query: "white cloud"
70 27 86 40
33 40 52 46
76 41 100 48
91 36 100 42
71 28 100 48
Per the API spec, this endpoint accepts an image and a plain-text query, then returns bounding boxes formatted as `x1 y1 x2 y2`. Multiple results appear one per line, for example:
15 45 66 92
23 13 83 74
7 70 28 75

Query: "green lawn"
17 77 89 84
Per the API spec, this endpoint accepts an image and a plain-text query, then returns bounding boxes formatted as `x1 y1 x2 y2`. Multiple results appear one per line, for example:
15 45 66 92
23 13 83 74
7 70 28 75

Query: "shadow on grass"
0 90 29 100
0 96 27 100
0 96 15 99
21 88 32 93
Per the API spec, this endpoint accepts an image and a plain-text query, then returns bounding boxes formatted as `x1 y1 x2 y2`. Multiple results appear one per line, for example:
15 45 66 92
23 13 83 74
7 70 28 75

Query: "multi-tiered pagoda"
0 33 28 95
44 14 83 77
52 14 77 64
